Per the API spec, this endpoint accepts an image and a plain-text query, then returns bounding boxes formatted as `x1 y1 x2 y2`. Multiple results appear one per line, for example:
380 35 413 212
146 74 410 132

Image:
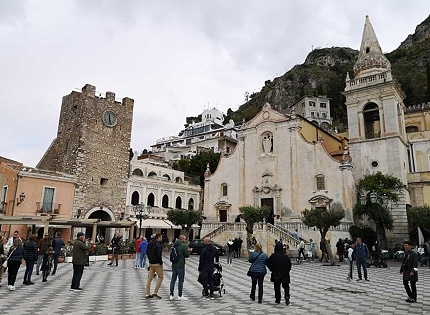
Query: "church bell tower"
344 16 409 244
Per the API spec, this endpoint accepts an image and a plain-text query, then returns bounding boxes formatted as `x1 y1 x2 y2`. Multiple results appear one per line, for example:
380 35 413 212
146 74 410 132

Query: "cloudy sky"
1 1 429 167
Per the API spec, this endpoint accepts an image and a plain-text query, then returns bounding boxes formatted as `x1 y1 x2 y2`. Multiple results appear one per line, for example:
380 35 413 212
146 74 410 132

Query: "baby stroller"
419 255 429 266
367 249 388 268
199 263 225 297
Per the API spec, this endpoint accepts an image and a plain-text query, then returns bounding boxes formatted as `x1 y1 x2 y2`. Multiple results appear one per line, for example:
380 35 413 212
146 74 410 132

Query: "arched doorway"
147 193 155 207
176 196 182 209
87 210 112 242
131 191 139 205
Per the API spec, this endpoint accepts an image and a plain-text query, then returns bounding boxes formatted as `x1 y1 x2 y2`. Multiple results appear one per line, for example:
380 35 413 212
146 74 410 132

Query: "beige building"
125 153 201 241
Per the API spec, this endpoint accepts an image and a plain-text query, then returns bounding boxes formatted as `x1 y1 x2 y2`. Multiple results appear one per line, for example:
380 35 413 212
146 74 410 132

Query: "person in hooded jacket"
267 242 292 305
248 243 267 304
198 237 219 299
23 234 38 285
169 235 192 300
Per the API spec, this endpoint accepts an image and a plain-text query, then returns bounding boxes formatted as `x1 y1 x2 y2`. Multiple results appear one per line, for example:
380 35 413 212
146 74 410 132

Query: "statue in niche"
262 134 273 154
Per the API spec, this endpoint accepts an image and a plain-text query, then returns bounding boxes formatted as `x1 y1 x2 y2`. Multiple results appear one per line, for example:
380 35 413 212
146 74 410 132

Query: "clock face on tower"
103 111 117 127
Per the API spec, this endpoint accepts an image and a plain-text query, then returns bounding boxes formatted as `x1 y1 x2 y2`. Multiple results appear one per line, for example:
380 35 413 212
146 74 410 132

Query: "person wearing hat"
36 233 52 275
70 232 89 291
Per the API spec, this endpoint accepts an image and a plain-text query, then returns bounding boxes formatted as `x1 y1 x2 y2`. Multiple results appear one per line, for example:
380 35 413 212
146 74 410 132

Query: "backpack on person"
170 245 180 263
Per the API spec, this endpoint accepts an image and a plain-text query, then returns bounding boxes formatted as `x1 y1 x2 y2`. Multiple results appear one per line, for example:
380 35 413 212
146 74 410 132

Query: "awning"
129 218 172 229
164 220 182 229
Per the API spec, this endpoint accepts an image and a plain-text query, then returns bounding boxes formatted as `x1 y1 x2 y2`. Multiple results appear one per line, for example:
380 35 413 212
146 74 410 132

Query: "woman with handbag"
267 242 292 305
248 243 267 304
7 238 24 291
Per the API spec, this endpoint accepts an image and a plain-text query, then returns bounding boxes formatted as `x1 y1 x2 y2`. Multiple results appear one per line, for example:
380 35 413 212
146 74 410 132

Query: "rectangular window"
316 176 325 190
100 178 108 185
311 112 315 118
222 185 228 196
309 101 316 107
320 102 327 108
322 113 327 118
42 187 55 213
1 185 7 212
301 102 305 108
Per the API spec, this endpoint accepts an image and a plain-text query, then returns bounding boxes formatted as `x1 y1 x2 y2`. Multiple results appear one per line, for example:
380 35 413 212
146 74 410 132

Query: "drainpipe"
9 171 21 237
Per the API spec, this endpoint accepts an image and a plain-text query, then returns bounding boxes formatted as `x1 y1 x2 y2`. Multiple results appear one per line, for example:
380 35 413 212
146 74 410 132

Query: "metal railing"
36 202 61 214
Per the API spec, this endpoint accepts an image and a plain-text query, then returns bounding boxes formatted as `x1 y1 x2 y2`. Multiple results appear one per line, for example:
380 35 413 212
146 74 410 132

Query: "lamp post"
133 203 152 238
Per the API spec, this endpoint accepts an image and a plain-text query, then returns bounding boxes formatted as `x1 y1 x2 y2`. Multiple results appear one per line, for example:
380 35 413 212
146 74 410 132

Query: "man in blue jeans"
354 237 370 281
170 235 192 300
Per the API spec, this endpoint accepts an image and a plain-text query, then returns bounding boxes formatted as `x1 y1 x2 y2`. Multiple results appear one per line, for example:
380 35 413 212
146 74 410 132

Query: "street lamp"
133 203 152 238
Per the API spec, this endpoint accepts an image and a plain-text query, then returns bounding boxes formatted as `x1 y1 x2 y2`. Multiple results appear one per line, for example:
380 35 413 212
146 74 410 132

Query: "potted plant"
61 244 73 263
93 243 109 261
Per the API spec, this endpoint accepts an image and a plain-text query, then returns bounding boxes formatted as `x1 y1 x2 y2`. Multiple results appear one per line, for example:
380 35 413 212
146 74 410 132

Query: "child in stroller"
198 263 225 297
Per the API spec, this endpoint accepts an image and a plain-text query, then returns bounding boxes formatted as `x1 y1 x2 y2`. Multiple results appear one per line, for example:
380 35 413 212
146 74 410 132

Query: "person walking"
146 233 164 299
51 232 65 275
108 234 122 267
298 240 306 261
226 239 234 266
70 232 89 291
198 237 219 300
36 233 52 275
267 242 292 305
309 239 316 262
170 235 192 300
347 242 356 281
354 237 369 281
7 238 24 291
248 243 267 304
401 241 419 303
41 247 54 282
23 234 38 285
138 237 148 268
0 235 5 287
135 236 143 268
336 238 345 262
236 237 243 258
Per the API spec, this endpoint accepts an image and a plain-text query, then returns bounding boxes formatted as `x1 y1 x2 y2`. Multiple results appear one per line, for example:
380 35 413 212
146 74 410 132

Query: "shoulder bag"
247 252 262 277
2 248 15 268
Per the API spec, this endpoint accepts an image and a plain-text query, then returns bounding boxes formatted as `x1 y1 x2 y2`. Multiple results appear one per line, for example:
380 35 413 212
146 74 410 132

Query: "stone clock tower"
344 16 409 244
38 84 134 221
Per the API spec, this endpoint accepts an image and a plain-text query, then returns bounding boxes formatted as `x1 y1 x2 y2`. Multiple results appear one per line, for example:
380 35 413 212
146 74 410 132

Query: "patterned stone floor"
0 254 428 314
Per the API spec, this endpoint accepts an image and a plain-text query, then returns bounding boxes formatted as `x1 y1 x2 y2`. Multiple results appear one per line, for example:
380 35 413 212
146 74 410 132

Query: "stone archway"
85 207 115 242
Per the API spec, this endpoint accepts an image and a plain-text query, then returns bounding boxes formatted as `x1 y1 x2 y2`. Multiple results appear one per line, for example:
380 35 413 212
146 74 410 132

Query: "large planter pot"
129 254 136 259
89 256 96 262
64 257 73 263
108 254 113 260
95 255 108 262
58 256 65 263
121 254 130 260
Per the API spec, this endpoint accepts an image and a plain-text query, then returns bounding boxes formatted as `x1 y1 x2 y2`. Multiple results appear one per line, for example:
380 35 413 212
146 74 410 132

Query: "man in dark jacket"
170 235 192 300
36 233 52 275
146 233 164 299
401 241 419 303
336 238 345 262
51 232 65 275
70 232 89 291
198 237 219 299
23 234 38 285
267 242 292 305
354 237 369 281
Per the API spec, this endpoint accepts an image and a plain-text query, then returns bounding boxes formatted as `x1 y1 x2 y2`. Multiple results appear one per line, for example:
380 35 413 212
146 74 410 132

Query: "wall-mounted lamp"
17 192 25 205
120 212 125 221
76 209 82 219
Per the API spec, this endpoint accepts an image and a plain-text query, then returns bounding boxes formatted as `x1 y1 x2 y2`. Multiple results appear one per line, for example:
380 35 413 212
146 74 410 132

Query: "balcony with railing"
36 202 61 215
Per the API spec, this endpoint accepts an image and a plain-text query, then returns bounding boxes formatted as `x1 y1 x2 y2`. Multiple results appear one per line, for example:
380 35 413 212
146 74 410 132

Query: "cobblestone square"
1 254 428 314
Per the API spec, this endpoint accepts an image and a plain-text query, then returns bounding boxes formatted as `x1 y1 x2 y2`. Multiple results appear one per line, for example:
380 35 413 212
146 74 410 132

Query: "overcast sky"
1 1 429 167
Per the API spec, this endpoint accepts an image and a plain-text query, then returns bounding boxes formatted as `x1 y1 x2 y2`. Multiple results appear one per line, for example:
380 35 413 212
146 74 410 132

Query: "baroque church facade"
203 16 413 248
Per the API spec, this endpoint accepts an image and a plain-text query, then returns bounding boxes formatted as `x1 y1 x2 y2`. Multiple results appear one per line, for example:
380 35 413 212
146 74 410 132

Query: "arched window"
148 171 157 178
221 183 228 196
175 177 183 183
163 174 171 181
131 191 139 205
162 195 169 208
363 103 380 139
316 175 325 190
147 193 155 207
132 168 143 176
188 198 194 210
175 196 182 209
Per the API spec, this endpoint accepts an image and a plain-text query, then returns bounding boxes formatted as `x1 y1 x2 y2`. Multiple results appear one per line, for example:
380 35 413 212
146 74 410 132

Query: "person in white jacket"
347 242 356 281
5 231 21 252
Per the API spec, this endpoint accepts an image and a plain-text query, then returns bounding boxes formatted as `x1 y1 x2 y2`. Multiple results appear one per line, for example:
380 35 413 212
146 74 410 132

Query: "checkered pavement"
0 254 428 314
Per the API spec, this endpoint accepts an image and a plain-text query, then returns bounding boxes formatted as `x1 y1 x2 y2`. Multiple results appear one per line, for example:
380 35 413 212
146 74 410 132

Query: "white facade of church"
203 104 356 225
